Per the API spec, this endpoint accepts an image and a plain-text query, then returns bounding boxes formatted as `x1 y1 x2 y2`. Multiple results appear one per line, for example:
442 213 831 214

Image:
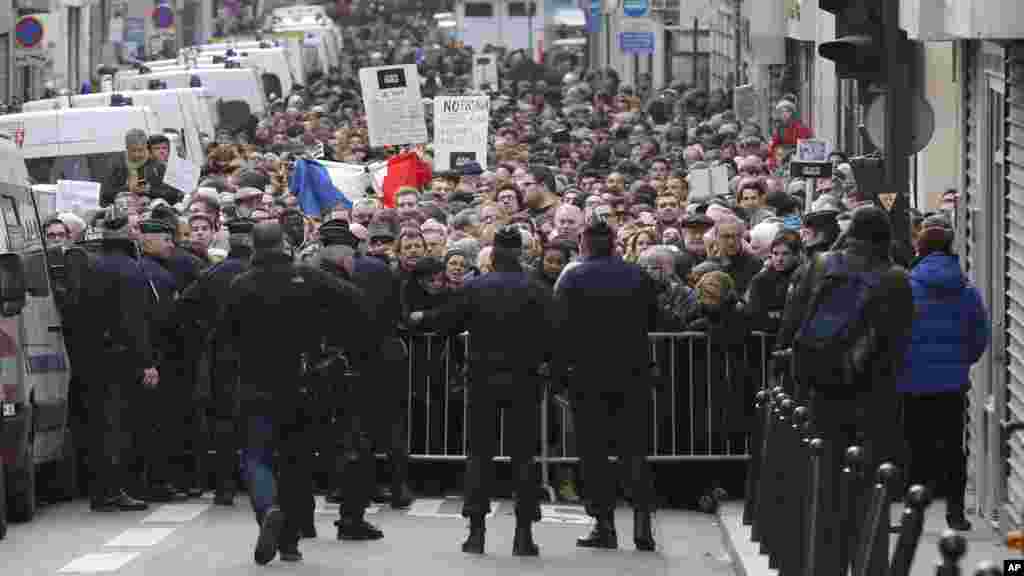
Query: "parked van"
0 106 192 187
0 135 75 536
194 39 308 88
115 68 267 119
20 90 209 163
140 48 296 100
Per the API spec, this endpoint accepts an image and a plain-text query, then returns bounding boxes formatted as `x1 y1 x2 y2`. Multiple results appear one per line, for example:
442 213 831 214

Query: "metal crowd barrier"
744 382 1005 575
396 331 777 498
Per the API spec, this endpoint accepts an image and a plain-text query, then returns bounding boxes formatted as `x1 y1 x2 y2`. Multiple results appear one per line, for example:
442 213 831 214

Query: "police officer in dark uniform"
149 206 208 497
312 219 396 540
79 214 155 512
177 218 257 506
217 222 374 566
555 219 659 551
427 225 552 556
136 218 190 502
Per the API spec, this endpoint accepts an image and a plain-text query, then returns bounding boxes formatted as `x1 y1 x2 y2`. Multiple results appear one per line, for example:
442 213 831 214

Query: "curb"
715 501 778 576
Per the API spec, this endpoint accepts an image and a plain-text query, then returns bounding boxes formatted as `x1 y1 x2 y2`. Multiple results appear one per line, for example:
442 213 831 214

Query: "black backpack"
792 252 882 392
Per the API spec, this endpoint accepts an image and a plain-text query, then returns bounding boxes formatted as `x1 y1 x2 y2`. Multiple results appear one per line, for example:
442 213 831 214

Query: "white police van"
0 133 75 536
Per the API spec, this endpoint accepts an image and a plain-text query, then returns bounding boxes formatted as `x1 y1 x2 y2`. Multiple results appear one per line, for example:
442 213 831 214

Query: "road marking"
141 503 211 524
313 497 381 516
407 498 497 519
103 527 176 548
57 552 139 574
541 504 594 525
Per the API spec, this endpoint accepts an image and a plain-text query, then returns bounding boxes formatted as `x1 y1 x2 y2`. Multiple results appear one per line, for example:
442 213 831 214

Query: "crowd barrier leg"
539 387 556 503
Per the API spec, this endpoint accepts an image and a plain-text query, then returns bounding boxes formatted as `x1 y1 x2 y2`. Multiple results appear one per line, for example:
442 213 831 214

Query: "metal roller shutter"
1004 41 1024 530
960 40 984 522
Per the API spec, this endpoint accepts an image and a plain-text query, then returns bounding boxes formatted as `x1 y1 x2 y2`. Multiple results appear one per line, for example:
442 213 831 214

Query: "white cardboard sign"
796 138 831 163
359 65 429 148
56 180 101 214
432 96 490 172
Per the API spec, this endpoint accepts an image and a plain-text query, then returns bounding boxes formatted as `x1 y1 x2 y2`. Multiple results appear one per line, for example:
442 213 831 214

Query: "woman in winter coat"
745 229 803 333
896 215 989 532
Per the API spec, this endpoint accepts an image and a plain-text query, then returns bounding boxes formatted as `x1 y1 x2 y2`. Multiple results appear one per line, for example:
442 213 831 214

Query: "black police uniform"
177 219 255 505
435 226 553 556
217 244 374 558
311 220 392 541
555 221 659 551
137 219 189 501
78 218 153 511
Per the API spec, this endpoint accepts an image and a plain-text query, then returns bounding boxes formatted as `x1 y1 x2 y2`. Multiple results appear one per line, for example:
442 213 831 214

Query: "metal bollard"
743 388 773 528
854 463 901 576
753 387 783 546
936 530 967 576
767 397 795 571
890 485 932 576
840 446 867 575
784 405 810 576
802 437 826 576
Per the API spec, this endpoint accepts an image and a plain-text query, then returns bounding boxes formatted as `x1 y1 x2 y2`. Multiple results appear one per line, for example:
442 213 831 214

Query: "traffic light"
817 0 906 82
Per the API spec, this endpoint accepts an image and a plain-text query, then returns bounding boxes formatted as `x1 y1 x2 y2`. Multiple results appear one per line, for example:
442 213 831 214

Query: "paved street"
1 496 736 575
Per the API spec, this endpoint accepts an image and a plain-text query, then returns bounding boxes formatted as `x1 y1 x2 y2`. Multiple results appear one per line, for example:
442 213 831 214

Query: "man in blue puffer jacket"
897 214 989 531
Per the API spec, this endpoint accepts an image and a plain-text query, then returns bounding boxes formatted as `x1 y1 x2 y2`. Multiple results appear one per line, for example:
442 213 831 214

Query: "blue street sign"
619 31 654 54
14 17 44 50
623 0 647 17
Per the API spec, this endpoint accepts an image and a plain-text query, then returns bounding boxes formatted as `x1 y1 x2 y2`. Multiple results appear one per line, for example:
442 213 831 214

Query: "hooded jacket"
896 253 989 394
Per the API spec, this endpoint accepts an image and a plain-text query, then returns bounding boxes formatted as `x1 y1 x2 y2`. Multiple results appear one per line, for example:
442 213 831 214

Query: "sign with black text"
433 96 489 171
359 64 428 148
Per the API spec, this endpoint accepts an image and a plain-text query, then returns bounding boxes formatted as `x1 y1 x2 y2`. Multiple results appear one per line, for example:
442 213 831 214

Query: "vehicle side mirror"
0 254 27 317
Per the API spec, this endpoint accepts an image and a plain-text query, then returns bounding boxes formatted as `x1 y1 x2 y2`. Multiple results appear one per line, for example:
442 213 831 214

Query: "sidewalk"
717 500 1016 576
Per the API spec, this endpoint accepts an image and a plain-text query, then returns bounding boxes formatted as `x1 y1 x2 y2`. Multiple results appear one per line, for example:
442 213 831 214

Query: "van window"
22 249 49 298
25 153 120 185
465 2 494 17
508 2 537 16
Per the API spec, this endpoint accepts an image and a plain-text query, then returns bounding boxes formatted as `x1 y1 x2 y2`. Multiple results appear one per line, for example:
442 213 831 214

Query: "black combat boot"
512 518 539 556
461 515 485 554
633 509 656 551
576 513 617 549
335 514 384 541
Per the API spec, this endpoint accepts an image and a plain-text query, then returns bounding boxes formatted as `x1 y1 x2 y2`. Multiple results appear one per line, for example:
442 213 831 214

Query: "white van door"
0 112 62 160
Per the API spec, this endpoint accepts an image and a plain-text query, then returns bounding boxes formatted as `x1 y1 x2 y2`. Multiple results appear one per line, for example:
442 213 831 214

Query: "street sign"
14 16 44 50
623 0 648 17
433 95 490 171
620 17 654 54
359 65 428 148
790 162 833 179
864 93 935 155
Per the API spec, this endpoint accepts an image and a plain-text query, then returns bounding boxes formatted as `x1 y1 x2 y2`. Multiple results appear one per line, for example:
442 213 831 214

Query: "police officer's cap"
583 218 614 239
138 219 175 236
493 225 523 250
319 219 359 249
226 218 256 235
681 213 715 230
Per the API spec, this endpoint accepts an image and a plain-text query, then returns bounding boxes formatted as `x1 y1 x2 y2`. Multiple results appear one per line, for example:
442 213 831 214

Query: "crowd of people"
35 12 989 567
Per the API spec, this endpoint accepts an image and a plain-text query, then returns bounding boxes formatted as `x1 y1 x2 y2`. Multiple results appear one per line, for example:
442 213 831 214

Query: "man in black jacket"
177 218 256 506
100 129 181 207
312 219 399 540
78 215 157 512
555 219 658 552
217 222 373 565
431 225 553 556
